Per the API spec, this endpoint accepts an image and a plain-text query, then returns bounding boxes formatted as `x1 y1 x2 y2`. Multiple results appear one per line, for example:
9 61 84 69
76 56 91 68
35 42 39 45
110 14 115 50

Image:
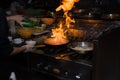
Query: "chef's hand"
7 15 25 22
7 15 25 27
22 45 34 52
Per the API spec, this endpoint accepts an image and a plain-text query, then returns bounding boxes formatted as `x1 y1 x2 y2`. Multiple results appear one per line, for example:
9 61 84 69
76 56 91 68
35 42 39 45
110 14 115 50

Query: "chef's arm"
6 15 25 26
10 45 33 56
10 46 26 55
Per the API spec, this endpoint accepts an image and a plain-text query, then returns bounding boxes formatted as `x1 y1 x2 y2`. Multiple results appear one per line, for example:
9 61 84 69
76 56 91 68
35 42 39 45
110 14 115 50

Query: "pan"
68 41 94 54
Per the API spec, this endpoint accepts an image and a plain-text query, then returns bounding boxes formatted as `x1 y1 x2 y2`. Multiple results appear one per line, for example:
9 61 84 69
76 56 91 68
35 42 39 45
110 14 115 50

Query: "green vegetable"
21 21 34 28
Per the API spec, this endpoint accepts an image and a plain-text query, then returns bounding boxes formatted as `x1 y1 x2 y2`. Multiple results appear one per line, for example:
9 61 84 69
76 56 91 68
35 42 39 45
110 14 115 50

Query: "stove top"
28 44 93 80
25 19 120 80
35 43 93 67
33 19 120 68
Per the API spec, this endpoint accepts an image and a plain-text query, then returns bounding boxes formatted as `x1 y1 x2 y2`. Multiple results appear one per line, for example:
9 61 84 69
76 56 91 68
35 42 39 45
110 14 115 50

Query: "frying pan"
44 37 69 46
68 41 94 54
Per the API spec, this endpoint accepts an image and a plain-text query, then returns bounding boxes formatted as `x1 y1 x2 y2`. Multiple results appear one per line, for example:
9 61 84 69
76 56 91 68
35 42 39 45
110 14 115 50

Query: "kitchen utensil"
44 37 69 46
18 28 33 38
33 44 46 48
69 41 94 54
25 40 36 46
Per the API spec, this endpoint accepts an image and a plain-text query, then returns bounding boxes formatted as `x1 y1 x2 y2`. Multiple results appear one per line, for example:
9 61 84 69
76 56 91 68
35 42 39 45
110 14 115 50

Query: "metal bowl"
18 28 33 38
69 41 94 54
40 18 55 25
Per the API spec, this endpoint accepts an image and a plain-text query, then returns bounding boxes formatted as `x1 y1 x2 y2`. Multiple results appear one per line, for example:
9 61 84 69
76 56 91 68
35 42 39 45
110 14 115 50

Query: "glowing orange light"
56 0 79 12
51 21 67 39
49 0 79 45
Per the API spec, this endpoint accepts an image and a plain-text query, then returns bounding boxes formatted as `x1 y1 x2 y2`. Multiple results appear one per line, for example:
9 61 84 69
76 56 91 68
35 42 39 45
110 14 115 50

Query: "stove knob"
65 71 68 77
44 65 51 70
37 62 43 68
64 71 69 78
75 73 82 79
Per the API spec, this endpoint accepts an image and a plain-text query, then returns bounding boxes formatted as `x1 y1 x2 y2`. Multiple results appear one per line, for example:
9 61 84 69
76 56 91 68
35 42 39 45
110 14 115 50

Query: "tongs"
33 44 46 48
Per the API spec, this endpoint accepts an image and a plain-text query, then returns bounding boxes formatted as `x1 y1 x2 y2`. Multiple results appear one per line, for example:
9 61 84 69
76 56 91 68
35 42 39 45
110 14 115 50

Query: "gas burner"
42 44 69 55
55 51 93 61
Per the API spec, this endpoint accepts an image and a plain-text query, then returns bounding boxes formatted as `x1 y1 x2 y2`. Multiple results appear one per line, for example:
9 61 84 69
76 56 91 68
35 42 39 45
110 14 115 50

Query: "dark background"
0 0 120 10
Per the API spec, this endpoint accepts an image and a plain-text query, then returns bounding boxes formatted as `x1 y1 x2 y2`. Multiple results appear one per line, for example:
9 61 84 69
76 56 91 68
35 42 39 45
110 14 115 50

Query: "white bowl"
25 40 36 46
13 38 24 44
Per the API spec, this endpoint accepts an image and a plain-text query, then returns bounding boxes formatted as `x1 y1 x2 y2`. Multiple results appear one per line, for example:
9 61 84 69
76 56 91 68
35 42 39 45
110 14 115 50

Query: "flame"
56 0 79 12
51 21 67 39
56 0 79 28
50 0 79 44
64 12 75 28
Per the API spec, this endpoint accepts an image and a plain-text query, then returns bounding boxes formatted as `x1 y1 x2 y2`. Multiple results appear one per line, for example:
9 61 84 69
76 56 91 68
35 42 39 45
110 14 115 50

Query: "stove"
25 19 120 80
27 47 93 80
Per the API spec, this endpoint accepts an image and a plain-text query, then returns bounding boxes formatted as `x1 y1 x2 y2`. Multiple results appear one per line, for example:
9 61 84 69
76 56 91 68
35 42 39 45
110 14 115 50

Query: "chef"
0 7 32 80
